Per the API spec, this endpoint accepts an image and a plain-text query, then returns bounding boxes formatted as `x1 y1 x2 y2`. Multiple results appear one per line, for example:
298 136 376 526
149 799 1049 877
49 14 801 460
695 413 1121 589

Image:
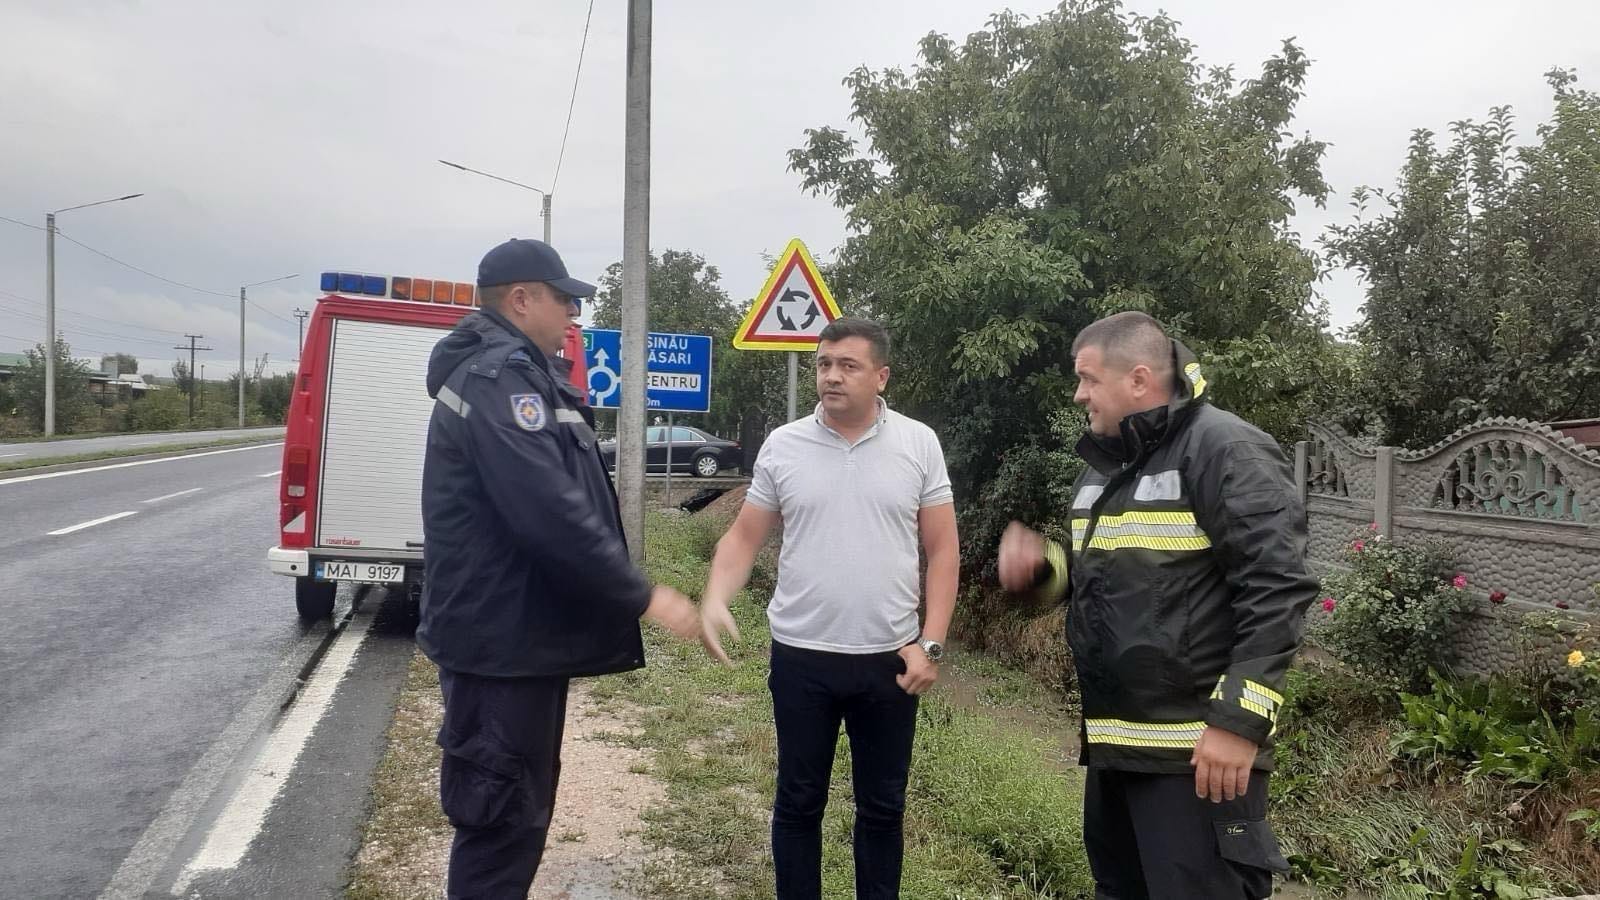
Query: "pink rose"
1352 540 1366 553
1453 574 1468 590
1321 597 1337 613
1489 590 1507 604
1369 522 1380 532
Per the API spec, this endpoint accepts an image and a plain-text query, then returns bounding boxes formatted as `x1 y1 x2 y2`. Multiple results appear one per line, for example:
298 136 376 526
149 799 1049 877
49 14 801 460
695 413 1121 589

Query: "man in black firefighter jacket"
419 238 703 899
998 311 1315 899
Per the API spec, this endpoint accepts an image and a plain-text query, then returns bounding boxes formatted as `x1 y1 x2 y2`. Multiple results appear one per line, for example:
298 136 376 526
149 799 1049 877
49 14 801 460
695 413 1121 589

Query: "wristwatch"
918 637 944 663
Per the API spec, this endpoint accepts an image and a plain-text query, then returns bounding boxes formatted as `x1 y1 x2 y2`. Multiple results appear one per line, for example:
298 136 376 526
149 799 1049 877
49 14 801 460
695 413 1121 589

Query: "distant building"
0 352 27 382
1550 419 1600 451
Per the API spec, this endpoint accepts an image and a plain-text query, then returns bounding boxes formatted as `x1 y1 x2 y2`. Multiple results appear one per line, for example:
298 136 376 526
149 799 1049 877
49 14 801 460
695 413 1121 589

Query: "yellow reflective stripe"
1244 679 1284 706
1085 534 1212 552
1186 362 1207 399
1037 539 1069 603
1085 719 1207 749
1071 510 1211 553
1239 697 1275 721
1210 675 1227 701
1095 510 1200 527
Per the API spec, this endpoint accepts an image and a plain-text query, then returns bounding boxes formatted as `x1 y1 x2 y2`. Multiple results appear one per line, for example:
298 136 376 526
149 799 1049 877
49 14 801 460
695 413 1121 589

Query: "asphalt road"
0 441 415 899
0 426 288 461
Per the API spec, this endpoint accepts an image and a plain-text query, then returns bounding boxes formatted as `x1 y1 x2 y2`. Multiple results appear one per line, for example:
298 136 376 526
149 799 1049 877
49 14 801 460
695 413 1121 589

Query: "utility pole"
200 364 206 411
176 335 211 422
619 0 652 561
293 308 310 351
43 192 142 435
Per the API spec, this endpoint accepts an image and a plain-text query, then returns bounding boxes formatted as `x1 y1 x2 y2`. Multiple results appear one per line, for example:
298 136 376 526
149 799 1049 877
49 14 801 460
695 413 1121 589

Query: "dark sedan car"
599 425 743 477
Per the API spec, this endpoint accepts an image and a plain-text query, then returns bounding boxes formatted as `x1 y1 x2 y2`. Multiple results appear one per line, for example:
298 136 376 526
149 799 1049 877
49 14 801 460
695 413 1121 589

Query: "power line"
51 229 234 298
0 290 189 337
246 297 295 325
550 0 596 195
0 214 45 232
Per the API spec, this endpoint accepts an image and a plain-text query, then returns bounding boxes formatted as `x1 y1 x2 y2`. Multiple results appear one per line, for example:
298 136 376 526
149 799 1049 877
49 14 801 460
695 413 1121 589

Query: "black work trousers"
1083 767 1289 900
436 668 570 900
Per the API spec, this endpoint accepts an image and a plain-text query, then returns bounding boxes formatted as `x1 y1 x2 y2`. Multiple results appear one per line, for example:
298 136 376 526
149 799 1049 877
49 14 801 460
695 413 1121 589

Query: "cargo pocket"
438 727 523 830
1215 818 1291 892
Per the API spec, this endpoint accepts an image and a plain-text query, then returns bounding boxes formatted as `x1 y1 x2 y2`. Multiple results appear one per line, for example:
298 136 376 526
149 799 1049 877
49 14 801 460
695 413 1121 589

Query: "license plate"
316 560 405 584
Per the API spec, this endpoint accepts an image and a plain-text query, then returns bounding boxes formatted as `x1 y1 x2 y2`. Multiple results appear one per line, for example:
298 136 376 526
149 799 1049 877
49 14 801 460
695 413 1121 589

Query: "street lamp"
44 192 143 435
240 274 298 428
437 159 552 243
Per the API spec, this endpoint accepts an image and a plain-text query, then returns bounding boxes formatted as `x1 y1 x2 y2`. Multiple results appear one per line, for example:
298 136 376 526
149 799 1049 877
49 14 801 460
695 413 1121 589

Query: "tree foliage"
101 353 139 376
788 0 1341 574
1324 69 1600 448
11 337 96 433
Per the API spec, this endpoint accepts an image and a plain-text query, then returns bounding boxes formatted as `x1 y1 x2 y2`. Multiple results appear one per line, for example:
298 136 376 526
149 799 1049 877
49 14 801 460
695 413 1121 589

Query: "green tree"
1324 69 1600 448
789 1 1340 577
257 374 293 424
11 337 97 433
100 353 139 376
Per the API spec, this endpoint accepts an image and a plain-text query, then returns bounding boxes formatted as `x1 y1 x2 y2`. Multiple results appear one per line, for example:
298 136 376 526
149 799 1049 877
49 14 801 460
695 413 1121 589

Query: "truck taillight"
280 501 309 547
285 447 309 498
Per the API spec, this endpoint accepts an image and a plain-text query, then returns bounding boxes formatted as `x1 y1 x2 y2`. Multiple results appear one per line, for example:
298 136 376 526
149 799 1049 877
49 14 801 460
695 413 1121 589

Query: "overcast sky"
2 0 1595 378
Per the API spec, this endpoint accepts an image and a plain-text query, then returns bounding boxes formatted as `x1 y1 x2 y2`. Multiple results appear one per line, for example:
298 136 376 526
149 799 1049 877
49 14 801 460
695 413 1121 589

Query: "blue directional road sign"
582 329 713 413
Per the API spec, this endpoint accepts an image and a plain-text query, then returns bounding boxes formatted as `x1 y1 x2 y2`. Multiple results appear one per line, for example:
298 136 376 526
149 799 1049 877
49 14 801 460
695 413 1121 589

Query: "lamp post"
239 274 298 427
44 192 143 435
437 159 552 242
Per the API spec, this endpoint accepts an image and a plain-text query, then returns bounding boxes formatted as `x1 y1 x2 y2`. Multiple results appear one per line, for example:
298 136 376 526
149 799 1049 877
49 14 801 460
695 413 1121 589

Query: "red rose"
1489 590 1507 604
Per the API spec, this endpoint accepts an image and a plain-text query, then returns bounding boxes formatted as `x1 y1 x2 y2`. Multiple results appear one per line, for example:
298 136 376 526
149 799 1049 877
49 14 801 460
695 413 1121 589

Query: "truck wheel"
694 453 720 477
296 577 337 620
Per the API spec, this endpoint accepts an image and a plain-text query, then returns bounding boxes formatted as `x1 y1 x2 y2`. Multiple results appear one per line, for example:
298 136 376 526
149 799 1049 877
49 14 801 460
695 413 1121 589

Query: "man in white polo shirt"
699 317 959 899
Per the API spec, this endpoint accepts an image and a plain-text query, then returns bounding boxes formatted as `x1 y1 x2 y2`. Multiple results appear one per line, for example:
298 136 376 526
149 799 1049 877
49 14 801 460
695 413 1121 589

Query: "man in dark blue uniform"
419 238 702 899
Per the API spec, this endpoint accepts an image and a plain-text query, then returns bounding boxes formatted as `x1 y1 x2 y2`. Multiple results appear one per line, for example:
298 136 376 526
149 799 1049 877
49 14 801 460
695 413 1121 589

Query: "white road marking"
97 618 343 900
0 452 24 458
47 510 138 535
0 442 282 487
256 470 281 478
173 613 374 890
142 487 204 504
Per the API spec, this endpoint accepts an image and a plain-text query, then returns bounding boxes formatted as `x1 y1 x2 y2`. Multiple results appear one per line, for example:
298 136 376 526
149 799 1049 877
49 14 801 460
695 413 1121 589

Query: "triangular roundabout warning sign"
733 238 843 351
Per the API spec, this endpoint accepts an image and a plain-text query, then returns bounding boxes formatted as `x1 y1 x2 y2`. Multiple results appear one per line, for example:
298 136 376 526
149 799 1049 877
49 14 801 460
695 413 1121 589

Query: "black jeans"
436 668 570 900
768 641 920 900
1083 768 1289 900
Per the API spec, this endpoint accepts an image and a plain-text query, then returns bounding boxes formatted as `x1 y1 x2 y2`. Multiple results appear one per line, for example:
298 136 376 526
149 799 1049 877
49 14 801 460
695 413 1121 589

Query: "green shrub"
1318 530 1476 691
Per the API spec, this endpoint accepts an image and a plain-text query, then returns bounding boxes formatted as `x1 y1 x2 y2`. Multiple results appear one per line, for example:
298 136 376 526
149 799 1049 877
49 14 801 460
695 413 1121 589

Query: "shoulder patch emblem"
509 393 547 431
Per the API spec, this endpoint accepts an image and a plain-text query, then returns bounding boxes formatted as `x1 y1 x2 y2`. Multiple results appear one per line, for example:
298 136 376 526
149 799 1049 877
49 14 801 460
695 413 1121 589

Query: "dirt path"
347 655 666 900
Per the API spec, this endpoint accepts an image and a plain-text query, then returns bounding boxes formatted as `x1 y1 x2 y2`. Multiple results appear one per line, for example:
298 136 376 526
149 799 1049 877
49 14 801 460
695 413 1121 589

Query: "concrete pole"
618 0 652 561
239 287 247 428
542 194 552 244
44 213 56 436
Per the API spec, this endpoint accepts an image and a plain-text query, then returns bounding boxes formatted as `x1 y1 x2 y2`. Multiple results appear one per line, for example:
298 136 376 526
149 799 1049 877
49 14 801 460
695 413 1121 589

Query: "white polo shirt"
744 399 953 653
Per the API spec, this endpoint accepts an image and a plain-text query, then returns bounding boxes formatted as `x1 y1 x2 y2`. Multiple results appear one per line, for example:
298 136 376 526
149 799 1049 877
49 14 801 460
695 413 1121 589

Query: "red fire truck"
267 271 587 619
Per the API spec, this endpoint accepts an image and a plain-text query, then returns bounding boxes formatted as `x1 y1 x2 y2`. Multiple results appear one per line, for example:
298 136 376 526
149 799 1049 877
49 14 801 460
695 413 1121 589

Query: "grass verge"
0 435 278 473
594 511 1094 899
346 652 450 900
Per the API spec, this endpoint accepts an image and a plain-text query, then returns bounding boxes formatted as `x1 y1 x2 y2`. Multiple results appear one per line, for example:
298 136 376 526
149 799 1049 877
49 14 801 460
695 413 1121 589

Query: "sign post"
733 238 843 421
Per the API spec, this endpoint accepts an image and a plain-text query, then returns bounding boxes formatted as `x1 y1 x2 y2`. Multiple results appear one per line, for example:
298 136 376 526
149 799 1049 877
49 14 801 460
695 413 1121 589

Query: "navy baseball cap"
476 238 597 298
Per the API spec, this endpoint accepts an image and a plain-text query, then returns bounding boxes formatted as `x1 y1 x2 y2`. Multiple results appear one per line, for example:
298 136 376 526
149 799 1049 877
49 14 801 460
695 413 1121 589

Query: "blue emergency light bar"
319 271 483 308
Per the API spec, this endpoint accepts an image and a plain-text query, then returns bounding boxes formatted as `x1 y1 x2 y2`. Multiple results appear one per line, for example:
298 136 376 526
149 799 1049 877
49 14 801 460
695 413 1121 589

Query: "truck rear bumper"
268 545 425 578
268 546 310 578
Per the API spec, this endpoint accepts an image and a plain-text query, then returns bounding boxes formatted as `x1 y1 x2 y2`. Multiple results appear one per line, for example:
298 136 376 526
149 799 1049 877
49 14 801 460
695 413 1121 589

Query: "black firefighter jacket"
1034 340 1317 773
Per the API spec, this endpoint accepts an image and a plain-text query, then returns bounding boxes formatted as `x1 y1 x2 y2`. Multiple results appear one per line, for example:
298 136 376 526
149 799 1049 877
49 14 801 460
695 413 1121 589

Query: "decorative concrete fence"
1294 418 1600 675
